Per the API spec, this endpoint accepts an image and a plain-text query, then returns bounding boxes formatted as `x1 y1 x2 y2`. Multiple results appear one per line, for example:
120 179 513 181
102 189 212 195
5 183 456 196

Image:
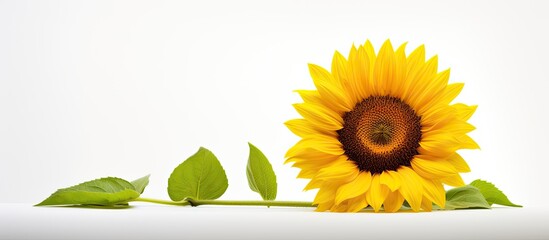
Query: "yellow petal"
406 56 439 108
292 154 339 167
446 153 470 172
285 119 334 138
285 148 341 164
421 197 433 212
397 167 423 212
364 40 377 65
392 42 408 96
383 191 404 213
374 39 396 96
426 120 476 135
420 105 455 129
315 160 359 182
298 135 344 156
458 135 480 149
293 157 339 175
316 200 334 212
402 44 425 100
313 182 339 204
420 178 445 208
296 169 317 178
287 153 343 173
453 104 477 121
331 51 350 86
295 90 324 106
439 83 464 105
346 195 368 212
330 201 350 212
421 129 458 142
364 40 378 96
380 170 401 191
441 174 465 187
303 177 323 190
412 68 450 111
335 171 372 204
418 83 464 115
285 138 315 160
308 64 353 112
406 45 426 75
348 43 357 62
365 174 389 212
419 132 461 158
332 51 358 104
411 156 458 179
348 45 371 101
293 103 343 131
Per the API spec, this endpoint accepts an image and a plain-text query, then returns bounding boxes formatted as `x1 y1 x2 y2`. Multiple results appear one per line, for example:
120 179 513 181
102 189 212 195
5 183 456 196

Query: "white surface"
1 1 548 238
1 203 547 240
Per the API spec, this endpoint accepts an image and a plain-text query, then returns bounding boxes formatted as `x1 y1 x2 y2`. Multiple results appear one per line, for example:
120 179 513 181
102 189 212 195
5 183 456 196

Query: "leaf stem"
131 198 314 208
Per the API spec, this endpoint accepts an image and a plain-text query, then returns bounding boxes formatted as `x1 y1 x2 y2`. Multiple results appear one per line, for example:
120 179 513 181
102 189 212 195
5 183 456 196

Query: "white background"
1 0 548 239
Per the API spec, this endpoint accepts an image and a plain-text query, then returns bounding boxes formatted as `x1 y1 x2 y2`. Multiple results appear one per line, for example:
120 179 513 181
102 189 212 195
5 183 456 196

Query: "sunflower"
285 40 479 212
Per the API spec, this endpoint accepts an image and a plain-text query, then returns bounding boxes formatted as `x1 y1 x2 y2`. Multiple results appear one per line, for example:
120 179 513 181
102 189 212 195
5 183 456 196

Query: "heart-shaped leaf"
246 143 277 200
469 179 522 207
168 147 228 201
445 185 491 210
36 177 140 206
131 174 151 194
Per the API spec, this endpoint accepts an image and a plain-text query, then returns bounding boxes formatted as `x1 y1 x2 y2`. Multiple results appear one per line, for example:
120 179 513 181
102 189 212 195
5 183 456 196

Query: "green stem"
132 197 190 206
132 198 314 208
188 199 314 207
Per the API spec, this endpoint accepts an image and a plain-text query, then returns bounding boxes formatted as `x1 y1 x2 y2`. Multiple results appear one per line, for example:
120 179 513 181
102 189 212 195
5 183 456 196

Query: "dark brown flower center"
337 96 422 174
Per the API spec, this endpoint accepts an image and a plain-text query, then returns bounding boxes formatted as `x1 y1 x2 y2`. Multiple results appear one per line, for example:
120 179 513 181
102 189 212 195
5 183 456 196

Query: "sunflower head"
285 40 479 213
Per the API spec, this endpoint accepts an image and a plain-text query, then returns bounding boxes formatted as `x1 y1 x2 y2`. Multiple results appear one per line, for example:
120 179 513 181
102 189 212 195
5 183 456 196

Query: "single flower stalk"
285 39 479 213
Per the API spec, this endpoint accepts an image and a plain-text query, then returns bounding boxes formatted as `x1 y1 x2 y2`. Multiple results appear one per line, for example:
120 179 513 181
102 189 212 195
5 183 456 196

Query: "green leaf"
36 177 140 206
469 179 522 207
445 185 491 210
246 143 277 200
131 174 150 194
168 147 228 201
